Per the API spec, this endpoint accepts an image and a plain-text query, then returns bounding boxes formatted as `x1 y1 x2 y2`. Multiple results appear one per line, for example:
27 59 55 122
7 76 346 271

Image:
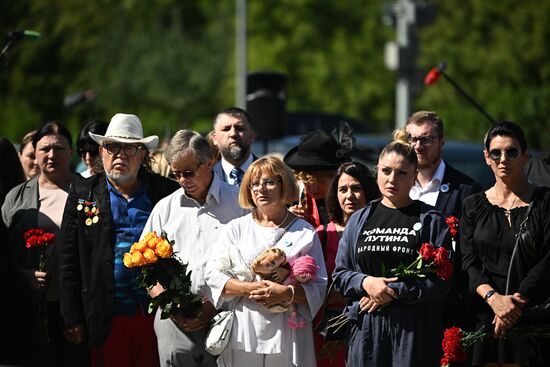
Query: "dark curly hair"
325 161 380 225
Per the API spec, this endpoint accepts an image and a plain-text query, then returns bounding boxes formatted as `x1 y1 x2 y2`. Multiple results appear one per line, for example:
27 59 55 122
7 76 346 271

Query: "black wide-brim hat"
283 130 349 171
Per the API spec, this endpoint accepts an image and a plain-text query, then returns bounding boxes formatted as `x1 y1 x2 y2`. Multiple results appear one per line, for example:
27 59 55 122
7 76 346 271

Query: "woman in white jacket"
205 156 327 367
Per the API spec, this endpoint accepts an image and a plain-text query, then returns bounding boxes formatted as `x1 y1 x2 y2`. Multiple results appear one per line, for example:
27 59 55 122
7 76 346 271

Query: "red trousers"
91 312 159 367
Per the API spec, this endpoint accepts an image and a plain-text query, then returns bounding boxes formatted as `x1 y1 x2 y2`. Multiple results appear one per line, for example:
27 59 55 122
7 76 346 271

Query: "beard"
105 169 138 186
220 143 250 163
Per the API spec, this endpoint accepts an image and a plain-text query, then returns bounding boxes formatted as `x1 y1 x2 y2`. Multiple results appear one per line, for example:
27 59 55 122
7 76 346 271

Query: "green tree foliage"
1 0 550 150
0 0 233 143
246 0 394 131
418 0 550 149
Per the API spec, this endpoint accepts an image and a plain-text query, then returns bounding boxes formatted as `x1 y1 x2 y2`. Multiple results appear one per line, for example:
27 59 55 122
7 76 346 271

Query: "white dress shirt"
409 160 446 207
214 154 254 185
141 174 247 298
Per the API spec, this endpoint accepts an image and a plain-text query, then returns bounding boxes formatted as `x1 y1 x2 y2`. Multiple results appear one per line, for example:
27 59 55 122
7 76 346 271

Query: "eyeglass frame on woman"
102 143 145 157
249 178 281 191
170 162 202 180
488 147 520 161
407 135 439 147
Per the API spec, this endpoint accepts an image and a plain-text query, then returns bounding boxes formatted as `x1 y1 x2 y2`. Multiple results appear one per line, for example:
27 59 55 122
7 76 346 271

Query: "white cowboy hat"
89 113 158 150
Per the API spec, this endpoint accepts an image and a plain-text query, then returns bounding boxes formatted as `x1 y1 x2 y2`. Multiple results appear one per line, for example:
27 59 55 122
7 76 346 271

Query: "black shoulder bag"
505 196 550 323
313 282 349 341
313 222 349 342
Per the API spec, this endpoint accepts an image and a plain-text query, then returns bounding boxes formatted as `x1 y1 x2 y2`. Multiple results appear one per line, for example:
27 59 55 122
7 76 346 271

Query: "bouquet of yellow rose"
123 231 202 319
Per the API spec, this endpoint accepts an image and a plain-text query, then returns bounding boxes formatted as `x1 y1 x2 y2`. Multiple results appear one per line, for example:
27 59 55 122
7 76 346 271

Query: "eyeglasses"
103 143 144 157
488 147 520 161
249 178 281 191
78 146 99 157
408 135 439 147
171 162 202 180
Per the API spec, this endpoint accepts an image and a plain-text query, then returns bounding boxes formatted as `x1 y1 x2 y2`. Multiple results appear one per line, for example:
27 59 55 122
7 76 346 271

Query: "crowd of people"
0 108 548 367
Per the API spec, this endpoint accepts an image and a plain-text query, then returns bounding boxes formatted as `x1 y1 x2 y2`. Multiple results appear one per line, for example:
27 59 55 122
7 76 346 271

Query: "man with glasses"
59 113 179 367
141 129 246 367
405 111 482 360
211 107 256 186
405 110 482 218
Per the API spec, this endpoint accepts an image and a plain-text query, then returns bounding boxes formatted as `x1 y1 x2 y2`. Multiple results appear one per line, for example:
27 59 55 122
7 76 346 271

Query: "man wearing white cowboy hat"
60 113 179 366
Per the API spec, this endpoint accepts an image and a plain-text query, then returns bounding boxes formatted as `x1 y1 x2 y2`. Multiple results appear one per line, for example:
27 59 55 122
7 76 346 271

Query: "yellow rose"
147 238 158 249
144 232 156 241
123 253 134 268
155 239 172 258
143 248 158 264
135 239 147 252
131 251 146 267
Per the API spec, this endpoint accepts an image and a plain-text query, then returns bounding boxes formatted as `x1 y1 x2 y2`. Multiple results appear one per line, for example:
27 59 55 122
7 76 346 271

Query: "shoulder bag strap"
505 199 535 295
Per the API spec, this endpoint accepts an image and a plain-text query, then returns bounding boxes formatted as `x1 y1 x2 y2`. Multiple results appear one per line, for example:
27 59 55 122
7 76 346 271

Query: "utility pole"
235 0 247 109
383 0 435 128
394 0 415 128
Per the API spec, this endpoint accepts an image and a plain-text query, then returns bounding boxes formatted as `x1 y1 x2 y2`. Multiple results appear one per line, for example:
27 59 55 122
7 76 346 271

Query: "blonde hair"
379 129 418 168
239 156 299 209
406 110 444 137
150 150 171 177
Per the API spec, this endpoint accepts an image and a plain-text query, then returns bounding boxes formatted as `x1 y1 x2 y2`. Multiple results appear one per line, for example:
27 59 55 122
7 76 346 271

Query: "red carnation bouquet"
23 228 56 342
440 326 488 366
441 324 550 366
23 228 56 271
388 243 454 281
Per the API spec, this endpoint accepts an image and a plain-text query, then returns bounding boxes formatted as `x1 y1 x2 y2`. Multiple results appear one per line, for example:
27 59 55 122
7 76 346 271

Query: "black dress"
460 188 550 366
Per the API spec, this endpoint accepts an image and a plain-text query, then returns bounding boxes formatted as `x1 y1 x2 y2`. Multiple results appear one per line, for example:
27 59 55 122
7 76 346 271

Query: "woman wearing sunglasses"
76 120 108 177
461 121 550 366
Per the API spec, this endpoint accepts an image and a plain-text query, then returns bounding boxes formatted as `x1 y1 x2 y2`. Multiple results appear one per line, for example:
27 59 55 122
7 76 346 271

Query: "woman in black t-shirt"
332 130 452 367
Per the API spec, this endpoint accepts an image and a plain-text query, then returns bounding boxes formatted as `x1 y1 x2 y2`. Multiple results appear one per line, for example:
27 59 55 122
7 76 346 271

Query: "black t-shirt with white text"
356 201 422 276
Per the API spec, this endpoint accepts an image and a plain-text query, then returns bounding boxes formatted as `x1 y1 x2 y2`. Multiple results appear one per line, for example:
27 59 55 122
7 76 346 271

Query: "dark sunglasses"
170 162 202 180
103 143 144 157
488 147 520 161
77 146 99 157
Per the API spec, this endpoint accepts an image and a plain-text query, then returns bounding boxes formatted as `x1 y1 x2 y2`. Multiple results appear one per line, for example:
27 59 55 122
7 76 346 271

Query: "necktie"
229 167 244 186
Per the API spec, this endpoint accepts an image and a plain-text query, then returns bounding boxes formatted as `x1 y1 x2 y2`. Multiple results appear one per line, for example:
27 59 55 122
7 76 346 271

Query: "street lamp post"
235 0 247 109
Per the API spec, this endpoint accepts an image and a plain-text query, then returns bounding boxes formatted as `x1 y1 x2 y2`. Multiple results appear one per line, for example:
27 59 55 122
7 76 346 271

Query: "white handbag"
205 310 234 356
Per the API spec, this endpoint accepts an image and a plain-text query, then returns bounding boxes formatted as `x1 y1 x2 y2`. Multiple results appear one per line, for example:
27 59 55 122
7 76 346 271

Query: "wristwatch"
484 290 496 302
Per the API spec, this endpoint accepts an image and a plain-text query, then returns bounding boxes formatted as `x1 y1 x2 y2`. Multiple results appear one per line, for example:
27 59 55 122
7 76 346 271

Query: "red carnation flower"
441 327 467 364
445 216 459 238
42 233 56 244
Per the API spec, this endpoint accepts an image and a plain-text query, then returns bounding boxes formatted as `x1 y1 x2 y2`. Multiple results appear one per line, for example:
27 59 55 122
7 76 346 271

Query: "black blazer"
436 164 482 329
435 164 483 219
59 172 179 346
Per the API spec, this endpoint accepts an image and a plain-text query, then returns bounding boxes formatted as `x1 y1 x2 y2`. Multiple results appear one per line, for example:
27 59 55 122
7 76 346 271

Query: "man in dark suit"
405 111 482 339
59 113 179 366
211 107 256 186
405 111 482 218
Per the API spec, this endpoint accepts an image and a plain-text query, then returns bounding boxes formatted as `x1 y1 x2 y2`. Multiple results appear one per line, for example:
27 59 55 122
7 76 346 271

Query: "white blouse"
205 213 327 366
